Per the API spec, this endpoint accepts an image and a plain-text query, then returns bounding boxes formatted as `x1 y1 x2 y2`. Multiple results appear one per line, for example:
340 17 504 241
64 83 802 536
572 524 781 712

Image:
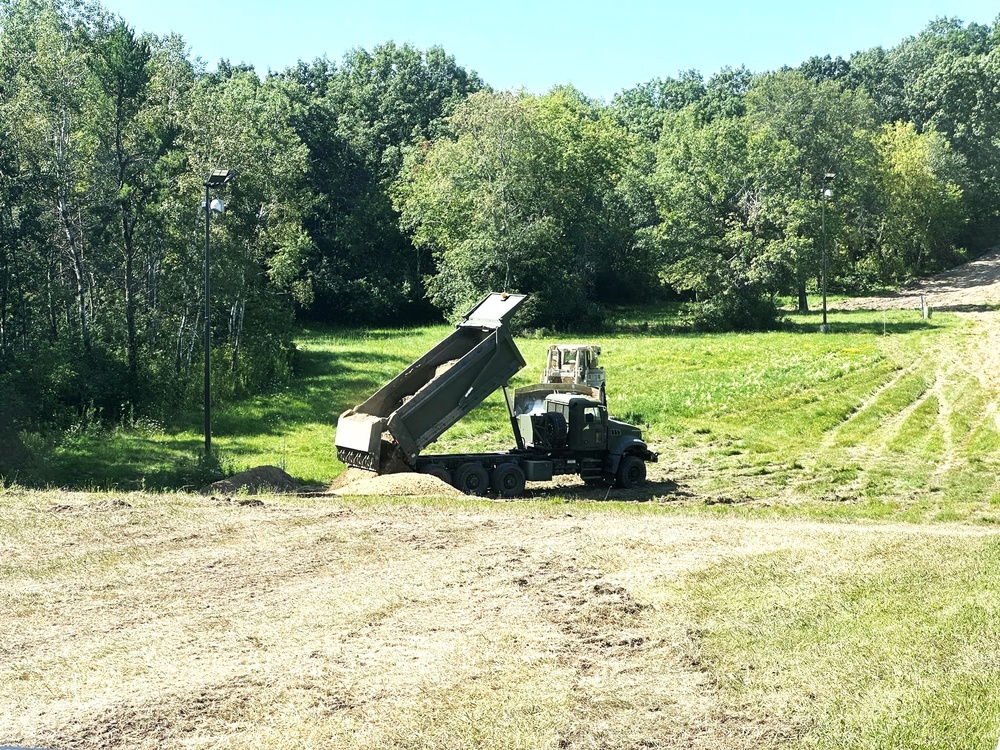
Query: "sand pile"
329 471 465 498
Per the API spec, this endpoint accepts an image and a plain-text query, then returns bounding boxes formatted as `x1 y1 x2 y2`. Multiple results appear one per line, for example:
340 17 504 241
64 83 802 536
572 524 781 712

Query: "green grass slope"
11 306 1000 523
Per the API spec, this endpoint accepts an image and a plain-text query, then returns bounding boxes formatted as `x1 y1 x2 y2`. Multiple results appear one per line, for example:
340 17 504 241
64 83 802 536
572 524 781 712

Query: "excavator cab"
542 344 605 390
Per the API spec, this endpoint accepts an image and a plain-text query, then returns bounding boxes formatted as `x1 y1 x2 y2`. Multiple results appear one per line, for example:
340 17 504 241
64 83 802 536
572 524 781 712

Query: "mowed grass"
24 305 1000 524
3 491 1000 750
669 524 1000 749
6 305 1000 749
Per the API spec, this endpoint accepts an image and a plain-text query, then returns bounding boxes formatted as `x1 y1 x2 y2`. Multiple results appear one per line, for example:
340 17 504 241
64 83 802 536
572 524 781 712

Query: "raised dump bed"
335 293 527 471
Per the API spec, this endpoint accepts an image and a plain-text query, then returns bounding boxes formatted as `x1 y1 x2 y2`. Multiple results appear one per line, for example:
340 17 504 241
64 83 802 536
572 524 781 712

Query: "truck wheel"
454 462 489 496
422 464 452 486
491 463 526 498
615 456 646 489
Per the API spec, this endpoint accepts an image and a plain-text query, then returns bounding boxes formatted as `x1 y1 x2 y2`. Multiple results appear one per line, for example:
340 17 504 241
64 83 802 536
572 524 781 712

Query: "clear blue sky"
100 0 999 100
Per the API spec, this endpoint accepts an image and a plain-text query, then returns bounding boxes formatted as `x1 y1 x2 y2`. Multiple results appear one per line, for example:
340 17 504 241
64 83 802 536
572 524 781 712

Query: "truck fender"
607 439 655 474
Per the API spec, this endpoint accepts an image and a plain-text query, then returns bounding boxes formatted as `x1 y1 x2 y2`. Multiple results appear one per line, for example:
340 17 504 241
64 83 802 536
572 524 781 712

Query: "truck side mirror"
585 413 595 424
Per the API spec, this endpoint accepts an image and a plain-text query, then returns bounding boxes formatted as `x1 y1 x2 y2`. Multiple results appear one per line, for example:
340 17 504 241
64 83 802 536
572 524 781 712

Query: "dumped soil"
326 466 377 491
328 470 465 498
203 465 298 495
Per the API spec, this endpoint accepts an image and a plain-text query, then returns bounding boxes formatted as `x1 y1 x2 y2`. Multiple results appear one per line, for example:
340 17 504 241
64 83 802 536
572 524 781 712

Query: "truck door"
579 404 606 450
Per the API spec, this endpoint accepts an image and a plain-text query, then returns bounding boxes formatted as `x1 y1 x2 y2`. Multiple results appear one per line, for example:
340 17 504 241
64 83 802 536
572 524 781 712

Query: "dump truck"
335 292 657 497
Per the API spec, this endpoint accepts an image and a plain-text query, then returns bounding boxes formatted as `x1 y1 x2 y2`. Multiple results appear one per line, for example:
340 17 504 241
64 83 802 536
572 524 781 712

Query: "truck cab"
516 392 654 486
532 393 606 453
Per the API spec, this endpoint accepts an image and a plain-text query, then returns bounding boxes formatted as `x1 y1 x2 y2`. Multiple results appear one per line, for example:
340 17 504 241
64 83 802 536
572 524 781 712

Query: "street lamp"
820 172 835 334
203 168 235 457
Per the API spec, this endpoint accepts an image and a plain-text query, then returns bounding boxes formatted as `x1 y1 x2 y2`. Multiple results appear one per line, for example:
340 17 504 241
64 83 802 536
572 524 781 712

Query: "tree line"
1 0 997 467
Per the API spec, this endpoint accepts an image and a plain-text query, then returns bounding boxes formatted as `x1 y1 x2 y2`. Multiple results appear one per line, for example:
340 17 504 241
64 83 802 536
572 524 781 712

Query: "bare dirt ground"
0 493 779 749
5 254 1000 749
4 491 993 750
831 248 1000 312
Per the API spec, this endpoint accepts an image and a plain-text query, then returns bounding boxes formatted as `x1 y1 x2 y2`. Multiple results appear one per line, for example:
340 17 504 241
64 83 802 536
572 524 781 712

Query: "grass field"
22 305 1000 523
4 302 1000 748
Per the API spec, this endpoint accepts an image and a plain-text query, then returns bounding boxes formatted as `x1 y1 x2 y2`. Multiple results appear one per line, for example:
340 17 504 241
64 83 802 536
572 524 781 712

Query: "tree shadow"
930 303 1000 314
16 342 417 491
781 318 936 335
210 345 413 438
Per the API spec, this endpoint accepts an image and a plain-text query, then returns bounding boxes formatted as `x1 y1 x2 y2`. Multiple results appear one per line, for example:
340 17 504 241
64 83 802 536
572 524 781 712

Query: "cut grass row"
12 306 1000 522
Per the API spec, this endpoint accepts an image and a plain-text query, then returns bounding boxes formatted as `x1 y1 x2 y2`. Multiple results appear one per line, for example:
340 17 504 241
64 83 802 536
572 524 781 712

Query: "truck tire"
422 464 453 486
454 462 489 496
615 455 646 489
491 463 526 498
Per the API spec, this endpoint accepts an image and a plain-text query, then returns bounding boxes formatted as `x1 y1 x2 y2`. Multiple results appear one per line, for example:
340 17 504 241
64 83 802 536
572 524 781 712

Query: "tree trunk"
59 196 91 351
186 309 200 374
175 312 187 374
55 110 91 352
230 296 246 374
123 231 138 376
0 216 10 359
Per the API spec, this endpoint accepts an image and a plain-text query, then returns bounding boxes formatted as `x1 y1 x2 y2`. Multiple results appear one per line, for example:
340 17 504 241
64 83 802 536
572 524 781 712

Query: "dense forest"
1 0 999 468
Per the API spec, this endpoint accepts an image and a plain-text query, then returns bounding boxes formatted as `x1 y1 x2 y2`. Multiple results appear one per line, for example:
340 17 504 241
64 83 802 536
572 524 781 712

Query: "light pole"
820 172 835 334
203 168 235 458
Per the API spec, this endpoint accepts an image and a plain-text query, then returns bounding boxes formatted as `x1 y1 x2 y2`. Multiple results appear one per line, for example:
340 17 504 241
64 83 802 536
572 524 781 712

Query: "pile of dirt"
327 467 377 490
203 465 298 495
329 471 466 498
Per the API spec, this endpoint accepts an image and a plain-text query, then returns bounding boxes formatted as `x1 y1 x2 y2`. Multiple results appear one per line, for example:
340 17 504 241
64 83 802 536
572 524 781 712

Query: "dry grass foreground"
3 490 1000 750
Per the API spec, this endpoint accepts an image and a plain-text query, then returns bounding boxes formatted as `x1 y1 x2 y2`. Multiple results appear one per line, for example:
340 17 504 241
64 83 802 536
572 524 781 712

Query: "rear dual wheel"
454 462 490 496
491 463 526 498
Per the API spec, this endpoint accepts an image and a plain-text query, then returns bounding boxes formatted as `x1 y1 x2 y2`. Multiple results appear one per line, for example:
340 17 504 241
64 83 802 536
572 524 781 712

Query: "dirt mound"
329 471 465 498
327 467 377 490
204 465 298 495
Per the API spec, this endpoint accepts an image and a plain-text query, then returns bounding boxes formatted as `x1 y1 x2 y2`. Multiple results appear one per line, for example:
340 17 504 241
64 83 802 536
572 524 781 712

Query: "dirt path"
832 247 1000 407
832 248 1000 312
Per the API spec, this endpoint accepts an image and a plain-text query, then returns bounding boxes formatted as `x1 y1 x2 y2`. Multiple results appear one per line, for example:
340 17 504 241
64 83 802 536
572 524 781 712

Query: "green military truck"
335 293 656 497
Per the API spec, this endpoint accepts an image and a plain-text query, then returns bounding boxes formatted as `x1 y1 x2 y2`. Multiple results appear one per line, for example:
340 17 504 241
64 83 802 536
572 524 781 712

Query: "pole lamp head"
823 172 836 197
204 168 236 188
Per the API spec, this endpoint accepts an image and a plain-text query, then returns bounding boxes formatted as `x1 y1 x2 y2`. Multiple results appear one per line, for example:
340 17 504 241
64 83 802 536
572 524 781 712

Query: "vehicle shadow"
521 477 691 503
